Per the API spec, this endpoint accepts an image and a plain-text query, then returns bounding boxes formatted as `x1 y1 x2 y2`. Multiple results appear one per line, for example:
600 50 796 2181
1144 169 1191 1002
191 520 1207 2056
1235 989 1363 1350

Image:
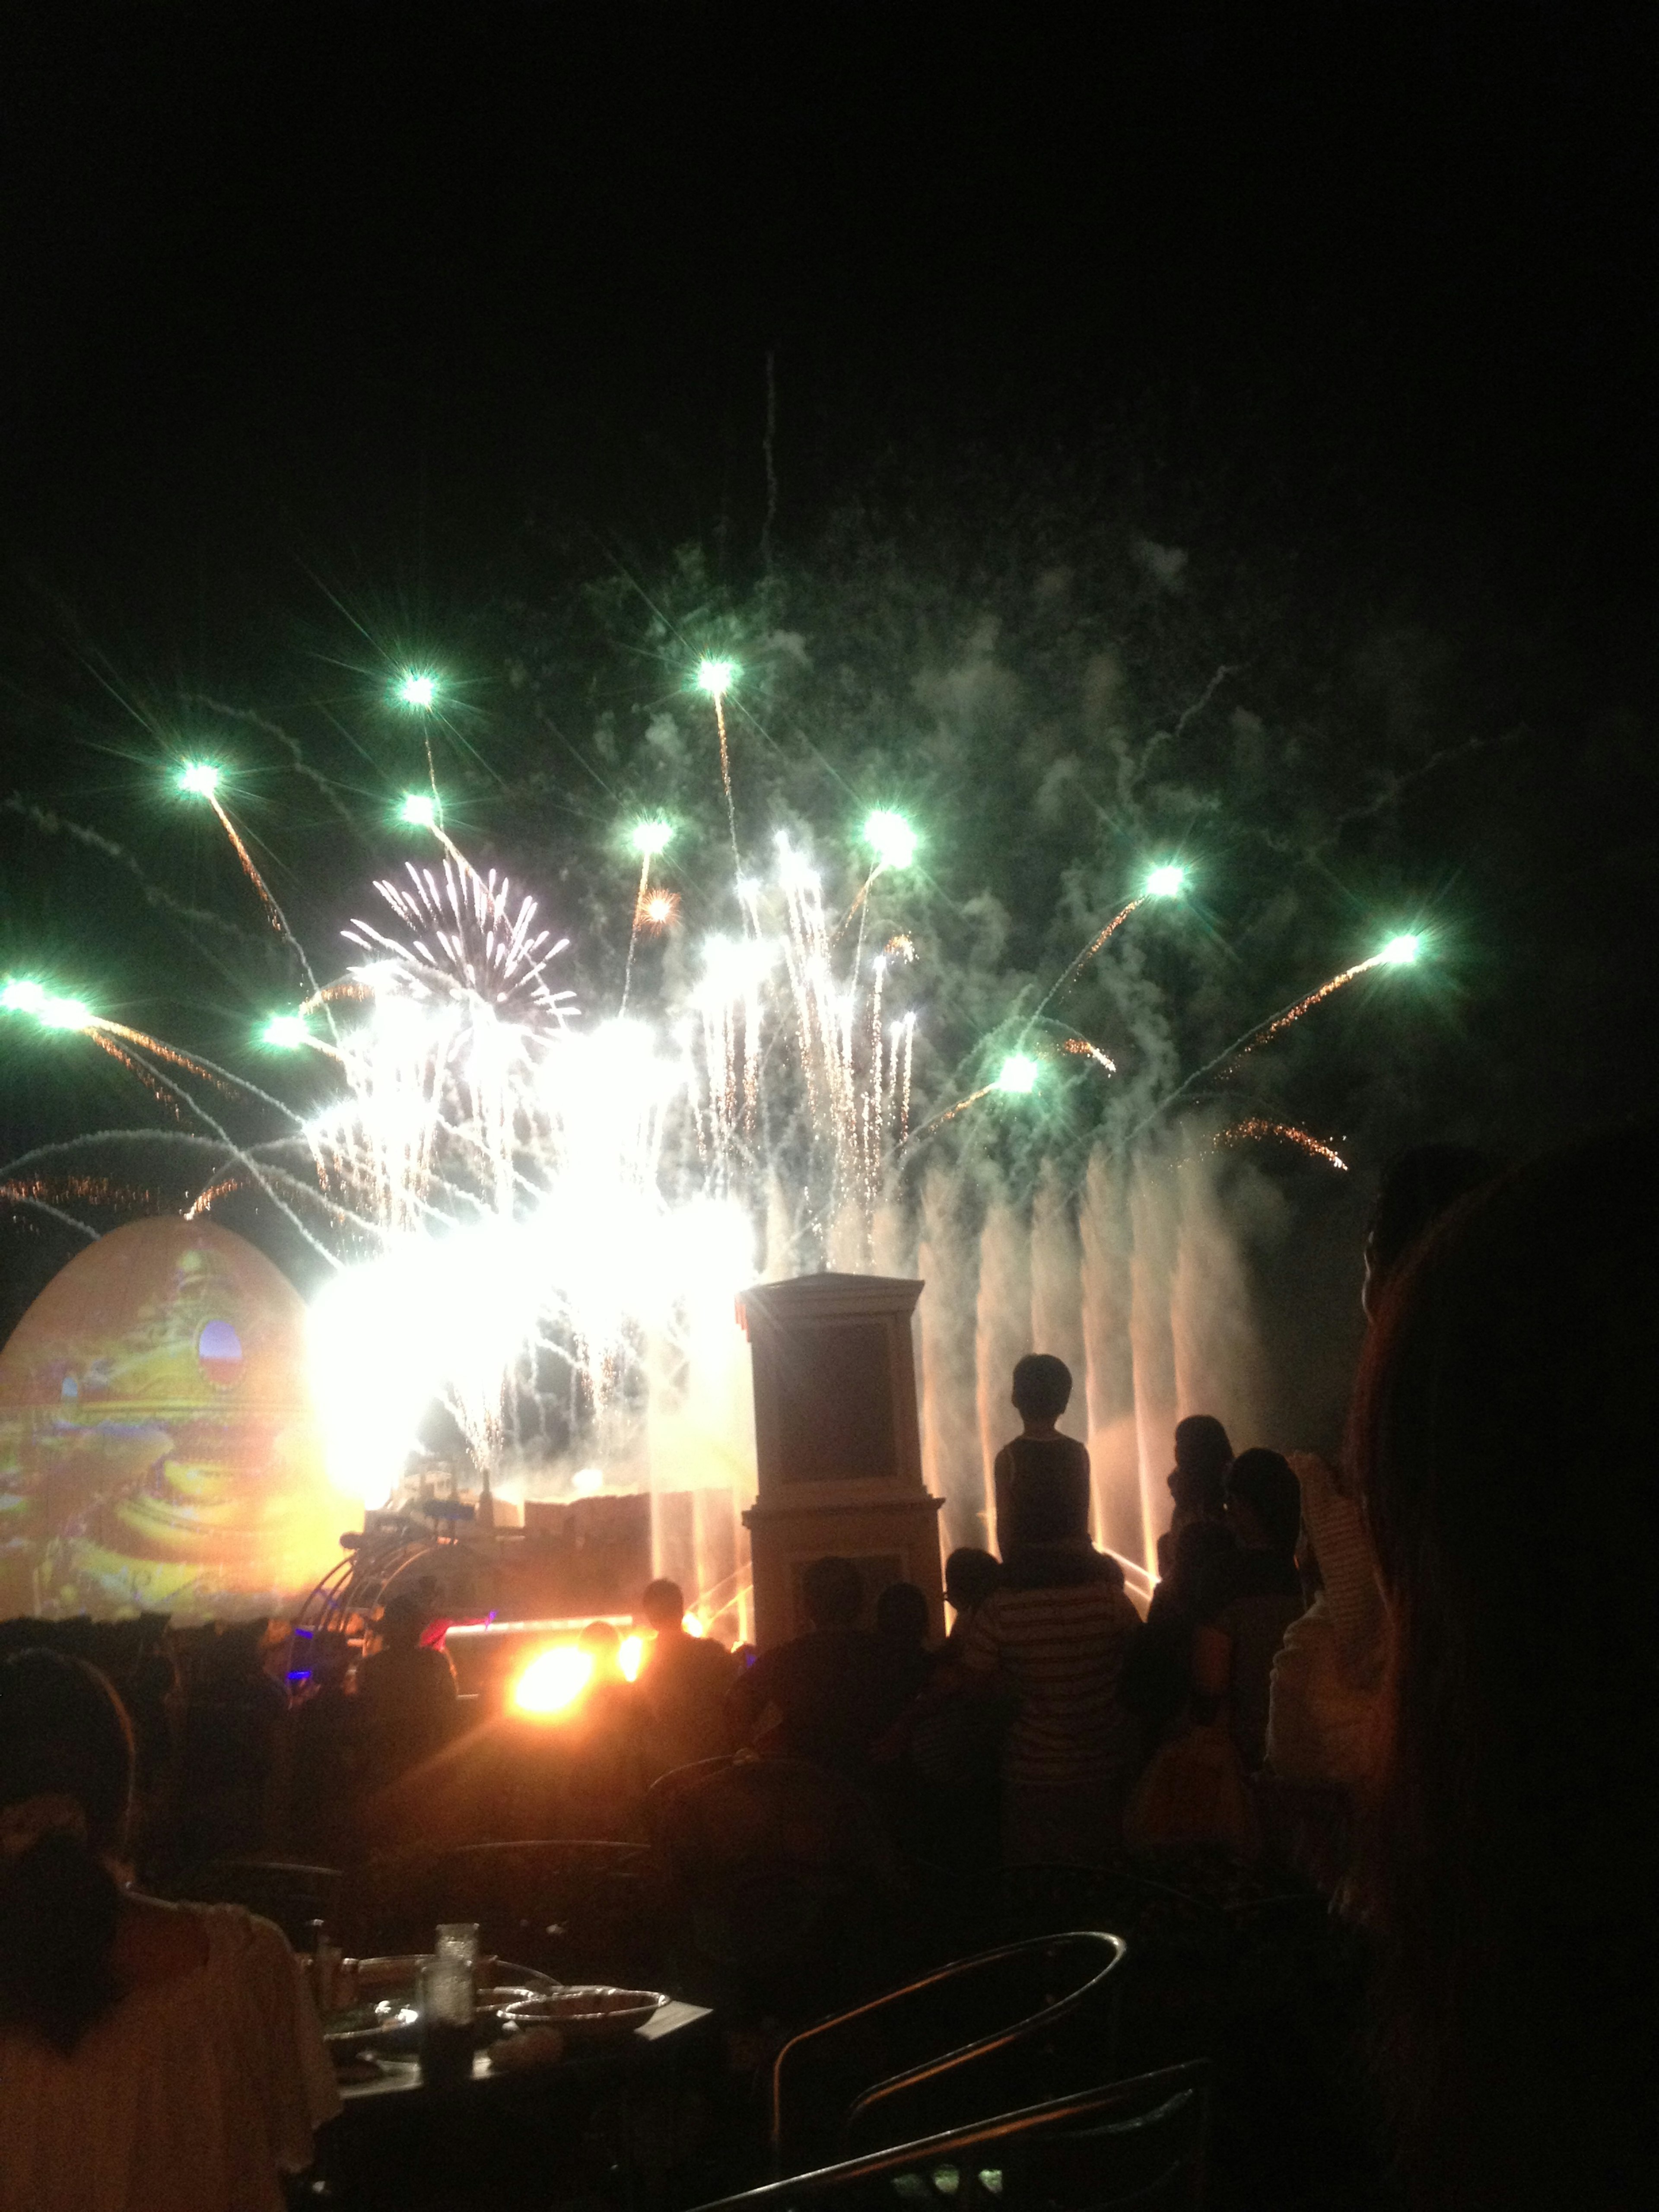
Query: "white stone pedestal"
737 1271 944 1648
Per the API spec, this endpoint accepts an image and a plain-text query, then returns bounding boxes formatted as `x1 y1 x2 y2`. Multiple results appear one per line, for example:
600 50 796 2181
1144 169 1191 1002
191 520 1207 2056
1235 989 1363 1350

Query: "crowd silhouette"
3 1126 1654 2209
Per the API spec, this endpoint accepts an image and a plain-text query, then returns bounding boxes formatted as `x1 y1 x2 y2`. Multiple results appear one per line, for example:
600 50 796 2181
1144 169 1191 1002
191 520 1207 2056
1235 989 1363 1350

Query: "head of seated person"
580 1618 624 1684
1222 1448 1302 1561
944 1547 1004 1622
640 1578 686 1636
1011 1352 1072 1430
801 1556 864 1633
378 1594 427 1652
0 1648 133 2053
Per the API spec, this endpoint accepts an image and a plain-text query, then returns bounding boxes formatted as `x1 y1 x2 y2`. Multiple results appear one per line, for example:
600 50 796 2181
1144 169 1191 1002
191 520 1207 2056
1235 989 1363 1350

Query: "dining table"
317 1994 717 2212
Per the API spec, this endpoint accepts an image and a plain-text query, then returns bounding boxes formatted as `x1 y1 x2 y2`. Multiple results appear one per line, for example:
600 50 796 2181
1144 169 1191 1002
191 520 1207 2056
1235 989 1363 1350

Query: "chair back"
774 1929 1127 2174
168 1857 343 1947
648 1755 906 2023
698 2065 1208 2212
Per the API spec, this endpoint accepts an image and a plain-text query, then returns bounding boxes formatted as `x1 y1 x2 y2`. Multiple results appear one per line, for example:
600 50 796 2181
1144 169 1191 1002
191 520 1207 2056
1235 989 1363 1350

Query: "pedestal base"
743 1492 945 1646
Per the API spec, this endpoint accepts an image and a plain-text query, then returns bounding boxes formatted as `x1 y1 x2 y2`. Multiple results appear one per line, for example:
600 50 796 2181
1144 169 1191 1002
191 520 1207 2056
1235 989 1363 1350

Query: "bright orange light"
682 1613 706 1638
512 1644 592 1716
618 1634 643 1681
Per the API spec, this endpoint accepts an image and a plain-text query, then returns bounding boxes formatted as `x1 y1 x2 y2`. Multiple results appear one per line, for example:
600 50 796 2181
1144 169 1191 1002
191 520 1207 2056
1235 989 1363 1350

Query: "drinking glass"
418 1954 475 2090
435 1922 480 1966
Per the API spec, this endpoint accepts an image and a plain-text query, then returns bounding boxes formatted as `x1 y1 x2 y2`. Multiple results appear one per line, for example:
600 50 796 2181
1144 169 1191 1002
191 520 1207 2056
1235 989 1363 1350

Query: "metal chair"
696 2064 1209 2212
773 1929 1128 2176
168 1857 343 1947
647 1754 909 2026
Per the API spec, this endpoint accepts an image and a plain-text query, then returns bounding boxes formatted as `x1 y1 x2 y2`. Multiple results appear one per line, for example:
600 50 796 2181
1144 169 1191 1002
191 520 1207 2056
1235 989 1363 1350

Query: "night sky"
5 7 1652 629
2 3 1656 1327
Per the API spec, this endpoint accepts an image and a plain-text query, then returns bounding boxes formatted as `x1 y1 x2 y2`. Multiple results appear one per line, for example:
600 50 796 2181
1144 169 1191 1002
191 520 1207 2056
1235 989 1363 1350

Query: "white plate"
502 1986 666 2041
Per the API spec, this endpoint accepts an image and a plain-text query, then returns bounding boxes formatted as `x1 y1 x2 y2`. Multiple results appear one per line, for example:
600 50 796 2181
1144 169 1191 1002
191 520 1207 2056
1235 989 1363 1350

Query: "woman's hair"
1350 1126 1657 2204
1170 1414 1233 1513
1364 1140 1497 1286
0 1650 134 2053
1010 1352 1071 1421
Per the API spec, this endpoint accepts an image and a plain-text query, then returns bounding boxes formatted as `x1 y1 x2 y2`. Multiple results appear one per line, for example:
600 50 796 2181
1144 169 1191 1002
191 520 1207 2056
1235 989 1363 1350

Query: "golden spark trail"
1033 897 1142 1019
200 791 325 1004
0 1184 101 1240
1222 955 1388 1069
302 979 372 1010
1132 948 1405 1145
1 1174 161 1212
620 852 652 1015
1215 1120 1348 1171
185 1174 245 1218
901 1072 989 1153
868 954 887 1198
714 696 738 867
834 865 881 944
739 880 764 1135
1061 1035 1118 1074
83 1032 180 1112
207 795 284 934
91 1020 239 1097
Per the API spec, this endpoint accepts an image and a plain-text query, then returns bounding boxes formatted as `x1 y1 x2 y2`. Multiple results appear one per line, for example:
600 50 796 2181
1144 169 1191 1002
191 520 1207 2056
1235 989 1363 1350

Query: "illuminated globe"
0 1217 354 1620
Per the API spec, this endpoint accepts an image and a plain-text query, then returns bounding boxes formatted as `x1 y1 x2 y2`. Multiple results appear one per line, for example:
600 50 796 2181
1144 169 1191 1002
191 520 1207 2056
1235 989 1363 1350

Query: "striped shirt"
961 1580 1140 1786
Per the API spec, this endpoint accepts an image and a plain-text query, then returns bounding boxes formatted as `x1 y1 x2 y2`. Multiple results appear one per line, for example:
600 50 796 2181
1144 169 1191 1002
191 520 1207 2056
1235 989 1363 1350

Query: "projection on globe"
0 1217 353 1621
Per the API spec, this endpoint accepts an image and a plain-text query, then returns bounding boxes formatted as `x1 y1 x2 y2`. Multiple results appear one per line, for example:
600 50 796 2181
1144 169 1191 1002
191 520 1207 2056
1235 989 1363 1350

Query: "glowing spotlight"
396 673 438 710
399 792 438 829
682 1614 706 1639
630 819 673 858
178 762 221 797
618 1635 644 1683
1145 863 1187 898
1379 933 1423 966
695 658 737 700
571 1466 604 1496
1 979 48 1015
262 1013 310 1049
995 1053 1039 1095
512 1645 593 1717
39 996 92 1031
864 810 919 870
